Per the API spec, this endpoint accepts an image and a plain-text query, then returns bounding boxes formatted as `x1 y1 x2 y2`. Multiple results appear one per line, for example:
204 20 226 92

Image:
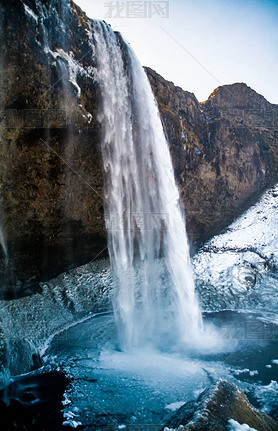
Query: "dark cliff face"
146 68 278 247
0 0 277 294
0 0 106 294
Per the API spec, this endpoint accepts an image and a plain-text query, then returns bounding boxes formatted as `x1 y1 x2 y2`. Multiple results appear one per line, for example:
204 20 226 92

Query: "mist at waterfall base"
93 20 221 356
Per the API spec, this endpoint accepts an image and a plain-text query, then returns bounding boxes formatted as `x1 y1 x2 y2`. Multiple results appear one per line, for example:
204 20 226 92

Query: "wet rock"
0 333 44 388
0 369 71 431
163 379 278 431
0 0 106 292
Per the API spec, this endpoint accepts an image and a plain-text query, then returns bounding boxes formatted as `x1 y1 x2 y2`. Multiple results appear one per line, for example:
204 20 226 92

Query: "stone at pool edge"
162 379 278 431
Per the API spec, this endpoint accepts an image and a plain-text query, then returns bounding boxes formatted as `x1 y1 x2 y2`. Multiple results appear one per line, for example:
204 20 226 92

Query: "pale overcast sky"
74 0 278 103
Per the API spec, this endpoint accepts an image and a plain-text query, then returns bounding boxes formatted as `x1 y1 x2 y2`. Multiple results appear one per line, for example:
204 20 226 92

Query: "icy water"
46 310 278 430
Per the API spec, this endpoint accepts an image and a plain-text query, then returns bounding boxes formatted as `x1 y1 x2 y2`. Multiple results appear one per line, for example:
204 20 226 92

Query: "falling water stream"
93 21 202 352
0 224 7 266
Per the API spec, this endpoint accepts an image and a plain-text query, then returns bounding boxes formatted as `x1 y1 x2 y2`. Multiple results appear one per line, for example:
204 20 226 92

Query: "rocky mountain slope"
193 183 278 312
0 0 277 294
146 68 278 245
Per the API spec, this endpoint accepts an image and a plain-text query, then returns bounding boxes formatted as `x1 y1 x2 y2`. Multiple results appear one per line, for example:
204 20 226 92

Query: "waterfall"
0 225 7 265
92 21 202 351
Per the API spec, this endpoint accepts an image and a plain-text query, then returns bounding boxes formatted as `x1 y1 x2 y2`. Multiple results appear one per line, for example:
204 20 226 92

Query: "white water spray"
0 223 8 266
93 21 202 351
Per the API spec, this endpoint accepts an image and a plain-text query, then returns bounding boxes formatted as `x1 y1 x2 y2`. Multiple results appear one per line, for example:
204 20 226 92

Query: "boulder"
0 370 71 430
162 379 278 431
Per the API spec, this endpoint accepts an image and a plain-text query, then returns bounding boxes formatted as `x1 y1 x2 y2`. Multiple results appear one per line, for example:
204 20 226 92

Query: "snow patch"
62 392 71 406
234 369 250 375
254 380 278 416
23 3 38 22
45 48 82 98
63 411 77 420
62 420 82 428
43 47 96 102
227 419 257 430
165 401 186 411
164 427 185 431
63 408 81 428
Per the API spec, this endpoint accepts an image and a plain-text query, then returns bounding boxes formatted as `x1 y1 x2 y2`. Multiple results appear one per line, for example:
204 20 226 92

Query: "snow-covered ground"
193 184 278 313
